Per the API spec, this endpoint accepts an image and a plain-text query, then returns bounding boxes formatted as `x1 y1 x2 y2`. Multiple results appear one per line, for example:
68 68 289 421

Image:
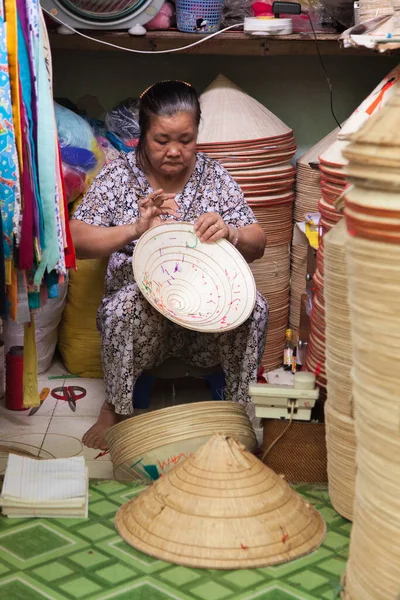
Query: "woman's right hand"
136 189 176 236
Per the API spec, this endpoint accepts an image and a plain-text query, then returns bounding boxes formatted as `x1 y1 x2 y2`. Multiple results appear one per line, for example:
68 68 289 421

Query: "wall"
53 50 398 154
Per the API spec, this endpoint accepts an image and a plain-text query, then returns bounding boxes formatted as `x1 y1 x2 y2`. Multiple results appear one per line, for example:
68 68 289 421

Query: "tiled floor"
0 481 349 600
0 357 218 480
0 365 347 600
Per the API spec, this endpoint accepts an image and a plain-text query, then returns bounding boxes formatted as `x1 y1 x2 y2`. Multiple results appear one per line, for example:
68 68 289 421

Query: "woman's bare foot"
82 401 120 450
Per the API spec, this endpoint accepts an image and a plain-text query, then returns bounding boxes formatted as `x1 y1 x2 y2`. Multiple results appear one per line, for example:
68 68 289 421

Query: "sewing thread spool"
0 341 4 399
5 346 24 411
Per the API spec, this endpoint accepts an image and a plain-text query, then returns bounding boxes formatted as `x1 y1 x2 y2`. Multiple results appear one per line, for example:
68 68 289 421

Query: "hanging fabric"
0 0 76 406
0 0 20 278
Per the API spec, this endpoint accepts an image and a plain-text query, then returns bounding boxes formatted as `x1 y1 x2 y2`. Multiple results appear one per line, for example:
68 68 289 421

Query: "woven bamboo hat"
115 434 326 569
198 75 292 144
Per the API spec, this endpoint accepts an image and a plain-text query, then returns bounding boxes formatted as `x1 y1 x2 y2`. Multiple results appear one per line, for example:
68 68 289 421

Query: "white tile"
52 378 105 418
39 355 68 380
0 376 60 417
87 459 114 480
0 458 8 474
42 417 113 461
0 415 51 436
0 433 49 458
0 394 58 418
0 413 51 460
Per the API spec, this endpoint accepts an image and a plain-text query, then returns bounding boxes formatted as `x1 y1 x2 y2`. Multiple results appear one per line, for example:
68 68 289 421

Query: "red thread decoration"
94 450 110 460
241 543 249 550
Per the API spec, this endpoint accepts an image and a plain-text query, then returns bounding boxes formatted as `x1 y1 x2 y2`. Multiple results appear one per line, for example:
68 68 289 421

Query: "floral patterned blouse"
73 151 257 299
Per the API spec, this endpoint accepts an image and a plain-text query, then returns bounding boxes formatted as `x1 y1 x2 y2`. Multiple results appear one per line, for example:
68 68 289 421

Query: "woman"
70 81 268 450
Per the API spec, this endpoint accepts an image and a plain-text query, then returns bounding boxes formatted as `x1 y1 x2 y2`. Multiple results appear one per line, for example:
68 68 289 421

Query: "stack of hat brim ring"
340 83 400 599
306 66 400 389
105 401 257 482
290 126 340 337
323 220 356 521
198 75 296 370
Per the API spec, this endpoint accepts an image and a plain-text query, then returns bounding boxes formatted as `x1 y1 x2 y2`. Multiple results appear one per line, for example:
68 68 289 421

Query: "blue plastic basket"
176 0 224 33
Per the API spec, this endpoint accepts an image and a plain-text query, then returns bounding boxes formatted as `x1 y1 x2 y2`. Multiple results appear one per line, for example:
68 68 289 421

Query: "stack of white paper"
0 455 88 518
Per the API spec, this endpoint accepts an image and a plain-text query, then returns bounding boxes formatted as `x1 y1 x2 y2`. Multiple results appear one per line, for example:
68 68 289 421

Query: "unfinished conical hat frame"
197 75 292 144
115 434 326 569
133 222 256 332
299 127 341 167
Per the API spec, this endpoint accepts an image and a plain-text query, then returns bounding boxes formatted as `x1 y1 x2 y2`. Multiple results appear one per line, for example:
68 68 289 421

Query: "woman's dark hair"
137 80 201 161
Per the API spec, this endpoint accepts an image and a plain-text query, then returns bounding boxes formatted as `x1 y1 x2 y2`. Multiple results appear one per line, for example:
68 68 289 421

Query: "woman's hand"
137 189 176 236
194 212 229 243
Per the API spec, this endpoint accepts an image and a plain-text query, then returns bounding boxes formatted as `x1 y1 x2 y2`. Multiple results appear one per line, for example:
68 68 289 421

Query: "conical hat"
344 86 400 167
115 434 326 569
299 126 341 166
320 66 400 168
198 75 292 143
339 65 400 140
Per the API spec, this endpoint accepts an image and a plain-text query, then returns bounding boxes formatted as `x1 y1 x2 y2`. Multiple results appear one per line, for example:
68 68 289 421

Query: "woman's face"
144 111 198 177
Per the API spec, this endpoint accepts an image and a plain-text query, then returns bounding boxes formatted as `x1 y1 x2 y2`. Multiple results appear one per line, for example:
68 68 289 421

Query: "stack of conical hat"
323 220 356 522
105 401 257 482
319 65 400 234
115 434 326 569
341 85 400 600
295 127 340 222
289 127 340 338
198 75 296 371
306 65 400 391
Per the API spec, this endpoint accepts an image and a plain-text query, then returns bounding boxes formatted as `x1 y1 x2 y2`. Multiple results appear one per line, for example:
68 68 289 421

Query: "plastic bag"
319 0 354 28
3 279 68 374
55 102 95 150
105 98 140 141
54 102 105 204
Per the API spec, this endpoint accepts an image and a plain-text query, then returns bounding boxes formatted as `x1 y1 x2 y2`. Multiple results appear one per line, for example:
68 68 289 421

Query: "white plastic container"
244 17 293 36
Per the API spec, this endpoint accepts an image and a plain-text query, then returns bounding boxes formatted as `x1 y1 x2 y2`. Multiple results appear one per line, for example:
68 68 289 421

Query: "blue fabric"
0 1 19 261
17 15 42 245
34 17 59 284
60 146 97 170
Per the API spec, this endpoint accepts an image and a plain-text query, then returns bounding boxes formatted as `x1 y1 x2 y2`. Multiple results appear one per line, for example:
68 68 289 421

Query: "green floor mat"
0 482 349 600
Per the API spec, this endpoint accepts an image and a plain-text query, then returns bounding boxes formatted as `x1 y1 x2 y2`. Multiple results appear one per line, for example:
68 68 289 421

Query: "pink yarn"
146 1 175 30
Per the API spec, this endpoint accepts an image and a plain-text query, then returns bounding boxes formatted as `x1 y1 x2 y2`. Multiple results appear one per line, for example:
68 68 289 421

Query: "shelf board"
48 30 376 56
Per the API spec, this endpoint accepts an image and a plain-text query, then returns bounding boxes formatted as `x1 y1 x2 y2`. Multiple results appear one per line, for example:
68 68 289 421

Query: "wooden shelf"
48 30 376 56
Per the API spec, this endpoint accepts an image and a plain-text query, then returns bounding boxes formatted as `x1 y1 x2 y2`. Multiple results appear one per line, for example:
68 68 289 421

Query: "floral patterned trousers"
97 284 269 416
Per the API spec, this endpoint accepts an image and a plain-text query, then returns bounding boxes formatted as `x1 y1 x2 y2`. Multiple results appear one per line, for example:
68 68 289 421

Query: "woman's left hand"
194 212 229 243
